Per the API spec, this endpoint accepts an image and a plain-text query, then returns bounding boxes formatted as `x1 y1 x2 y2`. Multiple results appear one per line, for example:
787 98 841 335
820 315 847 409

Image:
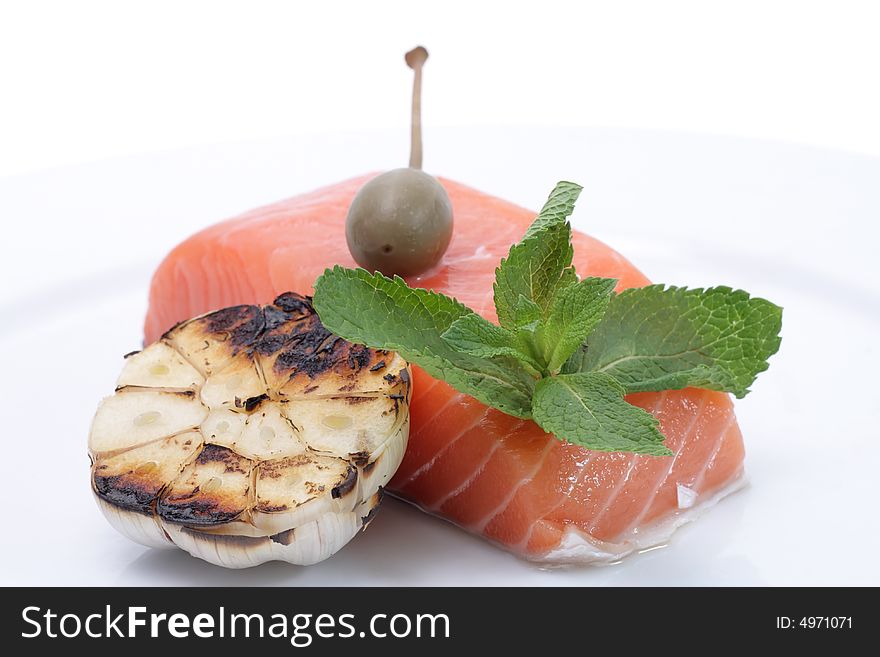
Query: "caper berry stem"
404 46 428 170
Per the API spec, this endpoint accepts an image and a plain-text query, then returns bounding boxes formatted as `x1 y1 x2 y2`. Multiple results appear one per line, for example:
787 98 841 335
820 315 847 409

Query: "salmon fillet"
144 175 745 563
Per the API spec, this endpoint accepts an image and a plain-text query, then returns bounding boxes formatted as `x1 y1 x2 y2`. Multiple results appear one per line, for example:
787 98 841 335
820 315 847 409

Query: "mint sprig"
313 181 783 455
311 266 535 418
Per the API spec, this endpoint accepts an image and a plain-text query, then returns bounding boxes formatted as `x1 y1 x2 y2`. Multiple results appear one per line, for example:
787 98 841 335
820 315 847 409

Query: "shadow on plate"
599 485 765 585
118 498 519 585
118 491 758 585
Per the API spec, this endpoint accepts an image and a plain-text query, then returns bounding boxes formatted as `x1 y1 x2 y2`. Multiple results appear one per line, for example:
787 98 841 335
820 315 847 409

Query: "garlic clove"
250 452 356 534
199 357 267 411
163 304 264 376
157 444 253 526
116 342 204 390
287 394 406 460
89 390 207 455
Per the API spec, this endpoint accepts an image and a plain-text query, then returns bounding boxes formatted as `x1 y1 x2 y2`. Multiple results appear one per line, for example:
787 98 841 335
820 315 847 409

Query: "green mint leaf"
524 180 584 239
532 372 672 456
494 222 576 328
512 294 542 330
493 181 582 328
312 266 536 417
571 285 783 398
442 314 543 377
540 276 618 374
560 343 589 374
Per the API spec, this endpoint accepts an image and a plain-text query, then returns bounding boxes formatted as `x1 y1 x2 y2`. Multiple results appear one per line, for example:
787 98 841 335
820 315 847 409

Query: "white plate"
1 127 877 586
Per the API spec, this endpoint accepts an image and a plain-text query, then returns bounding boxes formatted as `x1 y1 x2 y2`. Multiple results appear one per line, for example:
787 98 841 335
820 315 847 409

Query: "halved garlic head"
89 292 410 568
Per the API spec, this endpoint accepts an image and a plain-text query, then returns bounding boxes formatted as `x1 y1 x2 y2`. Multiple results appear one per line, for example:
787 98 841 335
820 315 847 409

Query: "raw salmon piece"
144 175 745 563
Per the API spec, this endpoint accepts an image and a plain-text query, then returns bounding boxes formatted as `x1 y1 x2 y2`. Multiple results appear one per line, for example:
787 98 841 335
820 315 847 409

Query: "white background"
0 2 878 585
2 0 880 177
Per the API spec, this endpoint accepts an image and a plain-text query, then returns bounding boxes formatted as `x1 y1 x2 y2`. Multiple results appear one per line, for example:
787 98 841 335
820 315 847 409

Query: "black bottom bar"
1 587 868 653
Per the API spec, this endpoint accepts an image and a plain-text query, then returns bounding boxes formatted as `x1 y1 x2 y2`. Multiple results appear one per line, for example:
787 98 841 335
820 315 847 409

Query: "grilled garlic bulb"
89 293 410 568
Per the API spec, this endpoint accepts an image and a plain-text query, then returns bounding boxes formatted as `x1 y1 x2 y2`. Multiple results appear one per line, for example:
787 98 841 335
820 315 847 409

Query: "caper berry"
346 168 453 276
344 46 453 277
